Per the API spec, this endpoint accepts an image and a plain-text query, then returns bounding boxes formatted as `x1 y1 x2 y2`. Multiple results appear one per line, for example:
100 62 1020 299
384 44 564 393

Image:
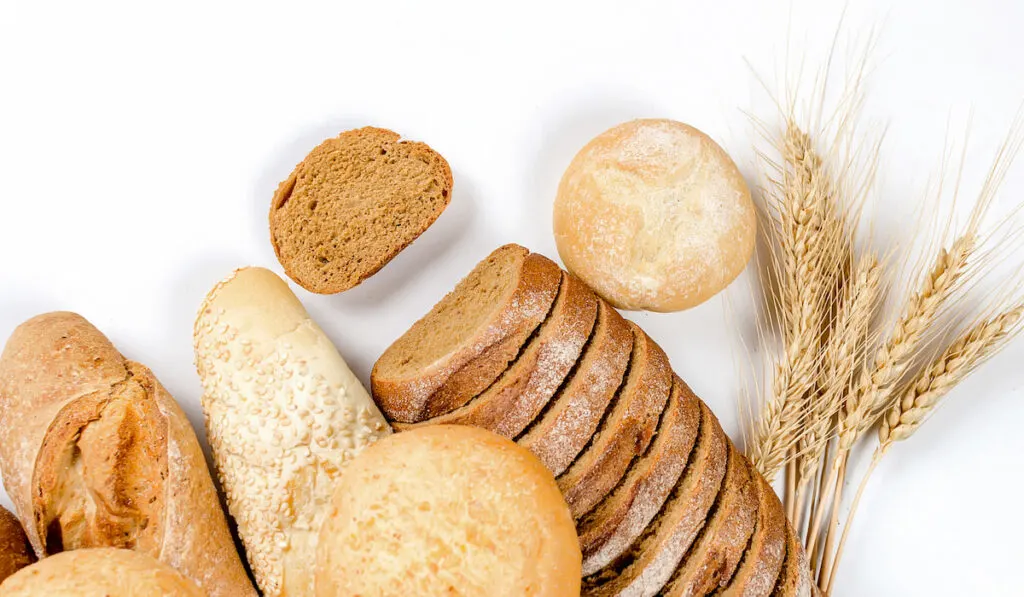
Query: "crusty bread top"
270 126 452 294
771 521 813 597
315 425 581 597
0 548 205 596
720 470 787 597
0 506 33 584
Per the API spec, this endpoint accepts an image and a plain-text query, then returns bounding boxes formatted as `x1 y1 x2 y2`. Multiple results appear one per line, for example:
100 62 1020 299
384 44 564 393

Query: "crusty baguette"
719 472 787 597
0 312 255 596
372 244 561 423
582 403 728 597
578 376 700 576
394 272 598 439
270 126 453 294
0 506 33 584
557 323 672 519
194 267 391 597
518 300 633 475
770 520 813 597
661 444 759 596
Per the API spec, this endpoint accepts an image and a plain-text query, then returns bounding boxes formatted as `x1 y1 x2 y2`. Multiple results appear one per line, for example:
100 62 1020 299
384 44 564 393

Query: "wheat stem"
824 451 883 595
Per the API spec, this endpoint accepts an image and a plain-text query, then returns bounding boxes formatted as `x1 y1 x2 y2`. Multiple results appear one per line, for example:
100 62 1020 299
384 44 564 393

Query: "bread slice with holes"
577 375 700 576
517 301 634 475
394 271 598 438
269 126 453 294
372 244 561 423
557 323 672 519
719 471 787 597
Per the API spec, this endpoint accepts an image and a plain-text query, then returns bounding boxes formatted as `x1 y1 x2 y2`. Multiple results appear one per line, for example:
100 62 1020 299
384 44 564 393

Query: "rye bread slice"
516 300 633 474
393 271 598 436
581 403 729 597
660 446 760 596
372 244 561 423
578 375 700 575
718 471 787 597
557 323 672 519
269 126 453 294
770 522 813 597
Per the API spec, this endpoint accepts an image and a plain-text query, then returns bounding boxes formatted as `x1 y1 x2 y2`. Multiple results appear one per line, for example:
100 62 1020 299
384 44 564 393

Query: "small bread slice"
718 471 787 597
578 375 700 576
270 126 453 294
557 323 672 519
661 446 760 596
770 522 813 597
581 403 728 597
393 271 598 436
517 300 633 474
372 244 561 423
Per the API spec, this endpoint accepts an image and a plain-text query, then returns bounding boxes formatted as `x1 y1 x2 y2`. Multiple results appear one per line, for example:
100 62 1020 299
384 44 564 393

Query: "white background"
2 1 1023 595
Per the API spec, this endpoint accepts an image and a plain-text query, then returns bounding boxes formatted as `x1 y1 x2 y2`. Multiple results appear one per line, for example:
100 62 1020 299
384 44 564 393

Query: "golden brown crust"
0 506 33 584
770 521 813 597
720 469 788 597
0 312 255 596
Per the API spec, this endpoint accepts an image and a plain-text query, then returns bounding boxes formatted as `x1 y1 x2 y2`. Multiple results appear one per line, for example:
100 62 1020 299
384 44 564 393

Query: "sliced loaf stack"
372 244 810 597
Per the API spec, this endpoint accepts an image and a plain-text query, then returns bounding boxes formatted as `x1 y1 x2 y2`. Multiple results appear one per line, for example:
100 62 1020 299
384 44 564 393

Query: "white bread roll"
194 267 390 596
0 548 205 596
553 119 756 312
315 425 581 597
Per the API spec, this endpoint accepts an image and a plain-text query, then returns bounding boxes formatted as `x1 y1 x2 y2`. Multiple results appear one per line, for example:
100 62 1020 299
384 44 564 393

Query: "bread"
0 506 33 584
720 472 787 597
314 425 581 597
577 376 700 576
194 267 391 596
770 522 813 597
660 444 759 596
269 126 453 294
394 271 598 440
518 300 633 474
373 244 561 423
582 403 729 597
557 323 672 518
0 313 255 597
0 547 204 595
553 119 756 312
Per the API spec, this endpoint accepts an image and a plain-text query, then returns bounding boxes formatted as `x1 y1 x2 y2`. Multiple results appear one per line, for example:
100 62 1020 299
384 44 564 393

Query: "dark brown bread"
557 323 672 519
394 272 598 439
270 126 453 294
718 472 788 597
0 506 33 584
518 301 634 475
372 244 561 423
577 376 700 576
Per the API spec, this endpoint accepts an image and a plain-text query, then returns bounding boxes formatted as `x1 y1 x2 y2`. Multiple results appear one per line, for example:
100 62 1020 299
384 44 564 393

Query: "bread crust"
770 520 813 597
720 470 788 597
0 506 33 584
0 312 255 597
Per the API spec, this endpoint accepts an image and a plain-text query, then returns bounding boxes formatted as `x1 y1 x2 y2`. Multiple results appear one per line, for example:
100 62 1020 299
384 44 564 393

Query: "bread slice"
557 323 672 519
372 244 561 423
581 403 728 597
770 521 813 597
718 471 787 597
516 300 633 474
270 126 453 294
577 376 700 575
660 445 759 596
393 272 598 438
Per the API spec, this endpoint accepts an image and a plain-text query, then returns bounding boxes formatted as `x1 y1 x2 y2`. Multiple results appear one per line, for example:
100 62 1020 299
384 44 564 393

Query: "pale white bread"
315 425 581 597
719 470 787 597
194 267 391 597
578 375 700 576
394 271 599 442
0 312 255 597
0 547 205 596
557 323 672 519
770 521 813 597
517 299 633 475
372 244 562 423
582 403 728 597
553 118 756 312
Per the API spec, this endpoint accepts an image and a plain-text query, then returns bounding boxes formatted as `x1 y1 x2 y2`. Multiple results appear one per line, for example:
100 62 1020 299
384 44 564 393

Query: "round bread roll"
553 118 756 312
315 425 581 597
0 548 204 595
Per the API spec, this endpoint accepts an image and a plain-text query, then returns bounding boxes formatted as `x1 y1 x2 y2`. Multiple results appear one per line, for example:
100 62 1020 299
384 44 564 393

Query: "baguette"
718 473 787 597
0 506 33 584
194 267 391 596
0 312 255 596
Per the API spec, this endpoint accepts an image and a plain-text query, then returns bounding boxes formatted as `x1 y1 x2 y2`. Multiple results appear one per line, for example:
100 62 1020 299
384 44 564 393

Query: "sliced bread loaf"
372 244 561 423
270 127 453 294
557 323 672 519
393 271 598 438
718 472 787 597
577 376 700 576
770 522 813 597
581 403 729 597
517 300 633 474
